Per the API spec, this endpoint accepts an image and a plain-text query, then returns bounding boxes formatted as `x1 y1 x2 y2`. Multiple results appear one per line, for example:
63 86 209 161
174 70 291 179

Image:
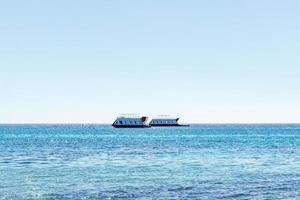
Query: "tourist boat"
112 115 150 128
149 116 189 127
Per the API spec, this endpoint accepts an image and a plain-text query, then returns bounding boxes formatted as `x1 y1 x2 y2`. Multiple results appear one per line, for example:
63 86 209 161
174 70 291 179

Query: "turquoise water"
0 124 300 199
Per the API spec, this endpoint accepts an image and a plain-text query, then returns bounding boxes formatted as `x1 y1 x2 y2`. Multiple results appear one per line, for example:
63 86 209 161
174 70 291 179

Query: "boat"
149 116 189 127
112 114 150 128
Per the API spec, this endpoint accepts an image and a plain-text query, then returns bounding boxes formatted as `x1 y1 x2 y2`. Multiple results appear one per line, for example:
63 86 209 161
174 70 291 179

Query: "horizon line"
1 122 300 125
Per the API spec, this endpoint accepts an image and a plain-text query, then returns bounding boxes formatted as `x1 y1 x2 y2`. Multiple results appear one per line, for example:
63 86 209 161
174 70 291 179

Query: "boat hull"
150 124 189 127
112 125 151 128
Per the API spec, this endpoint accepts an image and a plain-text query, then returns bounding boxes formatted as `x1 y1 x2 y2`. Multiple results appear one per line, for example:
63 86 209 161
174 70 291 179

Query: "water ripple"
0 124 300 199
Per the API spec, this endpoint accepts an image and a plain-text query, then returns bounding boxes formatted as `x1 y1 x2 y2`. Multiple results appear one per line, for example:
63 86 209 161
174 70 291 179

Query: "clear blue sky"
0 0 299 123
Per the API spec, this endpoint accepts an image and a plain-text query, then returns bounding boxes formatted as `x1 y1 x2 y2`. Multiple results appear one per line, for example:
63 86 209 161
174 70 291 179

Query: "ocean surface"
0 124 300 200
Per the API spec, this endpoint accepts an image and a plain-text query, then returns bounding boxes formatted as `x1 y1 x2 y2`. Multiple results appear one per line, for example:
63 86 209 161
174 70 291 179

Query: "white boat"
149 116 189 127
112 114 150 128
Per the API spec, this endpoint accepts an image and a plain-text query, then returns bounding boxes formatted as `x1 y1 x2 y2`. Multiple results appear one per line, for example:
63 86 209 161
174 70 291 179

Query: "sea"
0 124 300 200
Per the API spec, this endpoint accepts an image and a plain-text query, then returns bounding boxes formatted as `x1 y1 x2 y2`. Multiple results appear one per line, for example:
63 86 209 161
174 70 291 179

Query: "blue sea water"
0 124 300 200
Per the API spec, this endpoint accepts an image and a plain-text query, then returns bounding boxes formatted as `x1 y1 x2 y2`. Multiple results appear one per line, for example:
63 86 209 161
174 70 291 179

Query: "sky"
0 0 299 123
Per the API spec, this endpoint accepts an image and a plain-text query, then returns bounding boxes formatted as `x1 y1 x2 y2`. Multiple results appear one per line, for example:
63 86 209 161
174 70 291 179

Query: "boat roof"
151 116 179 120
117 114 148 119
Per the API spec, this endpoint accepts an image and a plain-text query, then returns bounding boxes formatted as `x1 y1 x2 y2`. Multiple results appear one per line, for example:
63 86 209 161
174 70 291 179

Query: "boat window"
119 121 123 124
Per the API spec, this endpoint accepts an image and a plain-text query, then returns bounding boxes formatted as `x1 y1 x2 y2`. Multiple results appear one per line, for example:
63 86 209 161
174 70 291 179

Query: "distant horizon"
1 122 300 125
